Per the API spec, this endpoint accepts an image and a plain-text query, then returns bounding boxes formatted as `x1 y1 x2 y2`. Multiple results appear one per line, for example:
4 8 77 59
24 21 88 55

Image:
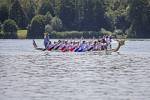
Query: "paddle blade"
33 40 37 48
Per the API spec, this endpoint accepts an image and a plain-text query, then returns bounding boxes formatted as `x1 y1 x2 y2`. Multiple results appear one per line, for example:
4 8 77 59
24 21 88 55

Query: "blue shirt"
44 35 49 48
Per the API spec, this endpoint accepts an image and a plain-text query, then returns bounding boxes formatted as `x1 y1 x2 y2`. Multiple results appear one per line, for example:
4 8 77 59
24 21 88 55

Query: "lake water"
0 39 150 100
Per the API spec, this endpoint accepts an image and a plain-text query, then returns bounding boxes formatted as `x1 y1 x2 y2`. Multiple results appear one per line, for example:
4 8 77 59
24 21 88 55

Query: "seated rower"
101 38 107 50
59 41 65 51
53 40 62 50
105 35 112 50
74 42 80 52
75 41 88 52
97 40 102 51
60 41 69 52
87 42 94 51
93 41 98 51
47 41 55 51
68 42 76 52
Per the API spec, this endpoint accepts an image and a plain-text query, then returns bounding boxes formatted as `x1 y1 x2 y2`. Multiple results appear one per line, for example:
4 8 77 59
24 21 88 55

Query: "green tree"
3 19 17 38
45 11 53 24
115 15 130 32
51 16 62 31
24 0 36 22
83 0 106 31
59 0 76 30
81 0 94 30
104 0 129 31
128 0 150 38
0 4 9 23
18 0 37 22
38 0 54 16
51 0 61 15
45 24 53 34
0 21 2 31
73 0 85 30
28 15 45 38
9 0 28 29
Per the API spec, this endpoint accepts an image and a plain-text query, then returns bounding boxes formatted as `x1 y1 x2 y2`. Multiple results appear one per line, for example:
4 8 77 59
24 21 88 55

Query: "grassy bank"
17 30 27 39
1 30 127 39
51 31 102 39
1 30 101 39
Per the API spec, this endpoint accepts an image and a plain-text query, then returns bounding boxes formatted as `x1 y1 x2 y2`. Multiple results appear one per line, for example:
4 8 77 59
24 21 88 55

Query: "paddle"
33 40 47 51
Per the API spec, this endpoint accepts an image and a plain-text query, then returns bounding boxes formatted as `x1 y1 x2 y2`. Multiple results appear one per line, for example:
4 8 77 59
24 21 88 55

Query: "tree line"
0 0 150 38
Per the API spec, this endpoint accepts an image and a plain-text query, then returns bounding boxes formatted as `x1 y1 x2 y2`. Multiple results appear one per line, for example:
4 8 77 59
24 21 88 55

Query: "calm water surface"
0 39 150 100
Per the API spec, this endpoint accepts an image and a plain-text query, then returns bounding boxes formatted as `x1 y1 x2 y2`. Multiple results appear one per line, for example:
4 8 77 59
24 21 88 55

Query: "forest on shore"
0 0 150 39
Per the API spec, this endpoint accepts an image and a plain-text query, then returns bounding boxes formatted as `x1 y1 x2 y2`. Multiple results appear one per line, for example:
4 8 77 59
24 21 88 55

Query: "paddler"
75 41 87 52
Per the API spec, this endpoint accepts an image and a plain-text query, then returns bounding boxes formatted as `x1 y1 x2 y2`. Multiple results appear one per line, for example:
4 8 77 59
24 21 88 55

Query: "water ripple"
0 40 150 100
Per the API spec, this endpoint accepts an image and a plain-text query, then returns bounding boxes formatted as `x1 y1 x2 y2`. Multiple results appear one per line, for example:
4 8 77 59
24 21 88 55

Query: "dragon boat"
33 38 125 53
